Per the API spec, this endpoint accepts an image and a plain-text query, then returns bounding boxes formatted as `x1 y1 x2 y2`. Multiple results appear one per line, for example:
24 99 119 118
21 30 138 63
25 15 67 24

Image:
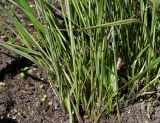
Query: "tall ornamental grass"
0 0 160 122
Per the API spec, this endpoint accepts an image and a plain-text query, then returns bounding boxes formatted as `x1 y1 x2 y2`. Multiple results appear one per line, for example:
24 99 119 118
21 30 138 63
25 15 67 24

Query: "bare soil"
0 47 69 123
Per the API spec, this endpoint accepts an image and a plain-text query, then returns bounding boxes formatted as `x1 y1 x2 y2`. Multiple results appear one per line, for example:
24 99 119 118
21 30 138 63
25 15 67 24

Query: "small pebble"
48 101 52 106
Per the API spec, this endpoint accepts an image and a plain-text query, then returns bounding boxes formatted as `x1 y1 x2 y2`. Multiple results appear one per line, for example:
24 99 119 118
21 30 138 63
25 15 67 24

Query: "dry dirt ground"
0 47 69 123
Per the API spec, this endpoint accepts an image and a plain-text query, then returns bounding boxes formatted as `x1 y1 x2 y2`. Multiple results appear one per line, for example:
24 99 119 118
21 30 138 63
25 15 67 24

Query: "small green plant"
0 0 159 122
39 84 45 89
19 67 29 78
11 108 21 117
41 94 48 102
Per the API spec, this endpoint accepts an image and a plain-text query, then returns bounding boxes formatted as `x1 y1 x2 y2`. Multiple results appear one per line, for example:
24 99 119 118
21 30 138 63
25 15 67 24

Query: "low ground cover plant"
0 0 160 122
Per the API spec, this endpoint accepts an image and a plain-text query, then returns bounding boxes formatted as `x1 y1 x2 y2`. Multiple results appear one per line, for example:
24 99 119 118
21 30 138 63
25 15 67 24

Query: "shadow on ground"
0 118 17 123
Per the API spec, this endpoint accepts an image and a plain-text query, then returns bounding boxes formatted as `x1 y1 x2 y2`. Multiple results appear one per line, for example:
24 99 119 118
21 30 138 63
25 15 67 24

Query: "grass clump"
0 0 160 122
